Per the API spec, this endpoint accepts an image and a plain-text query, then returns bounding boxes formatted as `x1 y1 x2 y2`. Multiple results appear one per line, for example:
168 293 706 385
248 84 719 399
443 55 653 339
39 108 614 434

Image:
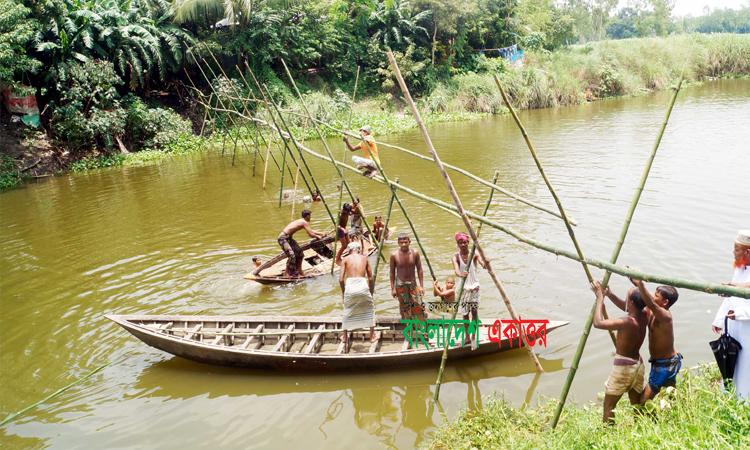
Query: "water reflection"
132 352 563 447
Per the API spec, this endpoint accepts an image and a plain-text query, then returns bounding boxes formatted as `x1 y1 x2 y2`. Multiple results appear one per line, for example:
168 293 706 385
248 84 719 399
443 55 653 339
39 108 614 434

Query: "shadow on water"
132 351 563 447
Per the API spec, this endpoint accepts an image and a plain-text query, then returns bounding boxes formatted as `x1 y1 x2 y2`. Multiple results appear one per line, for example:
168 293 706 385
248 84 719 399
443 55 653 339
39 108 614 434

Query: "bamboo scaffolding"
387 51 543 372
372 185 397 284
332 66 361 275
434 170 499 401
279 59 383 263
217 96 574 225
550 75 686 428
494 75 617 347
261 84 338 228
197 97 750 299
188 59 254 164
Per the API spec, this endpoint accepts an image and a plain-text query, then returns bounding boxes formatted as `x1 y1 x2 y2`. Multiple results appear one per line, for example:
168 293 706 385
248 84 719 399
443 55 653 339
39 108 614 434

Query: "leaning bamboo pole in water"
494 75 617 347
279 60 383 263
225 102 574 225
387 50 544 372
372 184 397 284
332 66 361 274
551 75 686 429
198 99 750 299
434 171 499 401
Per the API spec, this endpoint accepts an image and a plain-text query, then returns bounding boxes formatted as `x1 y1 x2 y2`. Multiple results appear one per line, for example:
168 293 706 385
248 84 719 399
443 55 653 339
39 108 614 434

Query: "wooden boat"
107 314 568 371
245 233 377 285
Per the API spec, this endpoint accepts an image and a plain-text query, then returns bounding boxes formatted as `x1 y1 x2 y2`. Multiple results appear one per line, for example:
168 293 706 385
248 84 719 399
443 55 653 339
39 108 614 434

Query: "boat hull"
107 314 567 371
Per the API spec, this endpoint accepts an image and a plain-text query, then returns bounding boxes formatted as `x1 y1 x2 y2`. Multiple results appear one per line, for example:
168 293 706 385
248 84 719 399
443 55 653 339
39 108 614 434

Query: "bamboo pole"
197 97 750 299
262 84 338 228
290 166 300 219
372 185 397 284
258 107 575 225
387 50 544 372
332 66 361 274
494 75 616 347
279 59 383 263
434 170 499 401
550 75 686 428
188 60 251 161
262 132 274 189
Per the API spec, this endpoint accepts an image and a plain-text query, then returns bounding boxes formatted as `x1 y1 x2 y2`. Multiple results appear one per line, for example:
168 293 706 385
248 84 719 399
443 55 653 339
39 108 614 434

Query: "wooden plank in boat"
272 325 295 352
304 325 326 354
241 324 265 349
184 324 203 341
211 323 234 346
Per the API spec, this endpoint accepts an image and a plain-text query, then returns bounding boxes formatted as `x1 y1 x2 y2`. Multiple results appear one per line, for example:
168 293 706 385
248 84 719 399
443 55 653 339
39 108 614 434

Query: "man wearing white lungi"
712 230 750 400
339 241 376 344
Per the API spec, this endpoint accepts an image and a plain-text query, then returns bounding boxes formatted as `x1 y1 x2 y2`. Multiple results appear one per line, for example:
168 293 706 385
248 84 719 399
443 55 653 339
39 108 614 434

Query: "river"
1 79 749 449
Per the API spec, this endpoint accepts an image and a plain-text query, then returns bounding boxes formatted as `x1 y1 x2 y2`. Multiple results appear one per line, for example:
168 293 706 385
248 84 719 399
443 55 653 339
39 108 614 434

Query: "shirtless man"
631 278 681 403
389 233 426 320
373 216 386 243
591 282 648 423
339 241 375 343
277 210 326 277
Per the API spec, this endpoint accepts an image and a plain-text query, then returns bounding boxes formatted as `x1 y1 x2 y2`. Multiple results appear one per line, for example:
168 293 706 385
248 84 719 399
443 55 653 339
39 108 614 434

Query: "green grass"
426 364 750 449
0 155 22 190
424 33 750 113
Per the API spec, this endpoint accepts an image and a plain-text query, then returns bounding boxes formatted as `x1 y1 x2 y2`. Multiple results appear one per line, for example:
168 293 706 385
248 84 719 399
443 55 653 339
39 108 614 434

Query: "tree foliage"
0 0 41 84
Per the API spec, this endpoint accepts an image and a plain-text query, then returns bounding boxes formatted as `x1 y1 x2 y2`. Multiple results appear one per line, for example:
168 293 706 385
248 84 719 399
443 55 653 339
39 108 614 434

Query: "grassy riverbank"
4 34 749 187
427 364 750 449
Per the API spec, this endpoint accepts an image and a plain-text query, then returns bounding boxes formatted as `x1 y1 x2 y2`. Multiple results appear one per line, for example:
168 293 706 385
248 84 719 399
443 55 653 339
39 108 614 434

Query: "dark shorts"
648 353 683 392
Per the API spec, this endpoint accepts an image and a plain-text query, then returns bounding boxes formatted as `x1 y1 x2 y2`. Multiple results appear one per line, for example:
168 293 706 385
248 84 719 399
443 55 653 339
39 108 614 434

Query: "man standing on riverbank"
277 210 326 278
390 233 426 320
592 282 648 423
343 126 380 177
712 229 750 399
339 241 376 344
631 279 681 402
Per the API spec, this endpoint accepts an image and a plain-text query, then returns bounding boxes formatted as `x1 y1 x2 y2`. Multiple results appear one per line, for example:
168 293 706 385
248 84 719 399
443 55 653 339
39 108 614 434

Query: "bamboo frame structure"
550 75 686 428
219 100 574 225
372 185 397 284
198 101 750 299
332 66 361 274
494 76 617 347
386 50 544 372
279 60 383 263
434 171 499 401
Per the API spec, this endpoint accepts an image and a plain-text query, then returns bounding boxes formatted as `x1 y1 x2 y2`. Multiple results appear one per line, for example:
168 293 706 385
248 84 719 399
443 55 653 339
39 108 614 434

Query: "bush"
51 60 125 151
123 96 192 151
0 154 21 190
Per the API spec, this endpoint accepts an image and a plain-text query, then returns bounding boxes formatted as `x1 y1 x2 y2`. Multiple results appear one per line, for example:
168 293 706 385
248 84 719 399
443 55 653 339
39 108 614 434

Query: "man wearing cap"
452 231 486 349
339 241 376 344
712 230 750 399
343 126 380 177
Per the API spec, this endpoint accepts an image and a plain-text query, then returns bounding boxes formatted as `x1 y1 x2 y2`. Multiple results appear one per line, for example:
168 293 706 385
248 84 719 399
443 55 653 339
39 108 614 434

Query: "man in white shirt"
712 229 750 399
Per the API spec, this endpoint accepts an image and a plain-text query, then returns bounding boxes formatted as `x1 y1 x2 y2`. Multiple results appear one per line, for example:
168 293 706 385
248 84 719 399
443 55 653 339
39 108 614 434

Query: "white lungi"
352 155 377 170
343 277 375 330
712 266 750 399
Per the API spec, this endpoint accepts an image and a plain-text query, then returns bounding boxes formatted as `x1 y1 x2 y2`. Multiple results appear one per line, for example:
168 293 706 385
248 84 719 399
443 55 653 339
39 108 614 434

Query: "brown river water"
1 80 749 449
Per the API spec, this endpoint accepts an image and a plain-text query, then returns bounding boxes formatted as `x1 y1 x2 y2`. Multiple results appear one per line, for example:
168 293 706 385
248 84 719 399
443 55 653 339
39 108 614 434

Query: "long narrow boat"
245 234 377 285
107 314 568 371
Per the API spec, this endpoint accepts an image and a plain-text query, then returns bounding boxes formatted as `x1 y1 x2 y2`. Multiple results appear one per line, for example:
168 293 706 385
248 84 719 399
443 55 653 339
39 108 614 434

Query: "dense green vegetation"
1 0 750 188
427 364 750 449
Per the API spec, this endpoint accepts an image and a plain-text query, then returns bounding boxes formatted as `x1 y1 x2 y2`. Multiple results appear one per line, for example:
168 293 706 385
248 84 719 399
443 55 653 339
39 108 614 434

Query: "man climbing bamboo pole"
386 51 544 373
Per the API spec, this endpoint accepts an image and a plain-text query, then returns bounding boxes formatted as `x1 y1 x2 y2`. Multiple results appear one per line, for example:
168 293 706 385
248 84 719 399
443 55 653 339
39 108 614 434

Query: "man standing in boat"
343 126 379 177
278 210 327 278
339 241 376 344
390 233 426 320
